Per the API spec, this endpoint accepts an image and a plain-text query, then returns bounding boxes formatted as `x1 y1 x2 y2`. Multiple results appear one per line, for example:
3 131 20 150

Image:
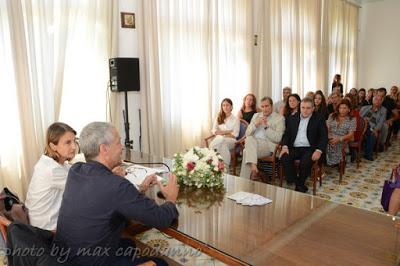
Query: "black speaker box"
109 58 140 92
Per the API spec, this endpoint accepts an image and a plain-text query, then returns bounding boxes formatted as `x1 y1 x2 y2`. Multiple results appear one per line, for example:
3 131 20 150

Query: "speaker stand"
123 90 133 149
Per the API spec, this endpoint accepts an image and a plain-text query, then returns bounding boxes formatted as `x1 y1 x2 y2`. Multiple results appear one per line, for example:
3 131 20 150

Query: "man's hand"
373 129 379 137
138 174 157 192
157 173 179 203
279 146 289 158
255 116 267 127
311 150 322 161
112 165 127 177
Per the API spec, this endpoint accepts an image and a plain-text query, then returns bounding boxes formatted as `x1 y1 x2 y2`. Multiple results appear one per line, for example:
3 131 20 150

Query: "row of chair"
204 116 379 195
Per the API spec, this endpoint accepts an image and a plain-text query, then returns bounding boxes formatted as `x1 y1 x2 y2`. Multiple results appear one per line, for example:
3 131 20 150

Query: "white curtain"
0 0 117 198
139 0 253 157
256 0 359 100
323 0 359 94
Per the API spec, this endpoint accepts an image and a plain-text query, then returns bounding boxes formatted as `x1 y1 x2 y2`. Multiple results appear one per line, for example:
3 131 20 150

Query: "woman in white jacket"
209 98 240 167
25 122 77 230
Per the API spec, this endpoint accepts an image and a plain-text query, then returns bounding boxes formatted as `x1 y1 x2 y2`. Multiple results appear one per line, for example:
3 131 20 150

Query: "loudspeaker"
109 58 140 92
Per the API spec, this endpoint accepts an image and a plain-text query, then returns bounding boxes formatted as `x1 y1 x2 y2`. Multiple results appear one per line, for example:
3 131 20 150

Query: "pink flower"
187 162 195 171
218 161 224 171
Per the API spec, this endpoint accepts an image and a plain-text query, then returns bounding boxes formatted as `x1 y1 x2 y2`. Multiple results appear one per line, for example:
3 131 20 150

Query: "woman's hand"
329 137 340 145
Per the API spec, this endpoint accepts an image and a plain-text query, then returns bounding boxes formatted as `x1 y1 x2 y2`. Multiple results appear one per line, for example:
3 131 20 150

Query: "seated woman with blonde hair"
25 122 77 230
326 99 356 166
210 98 240 166
237 93 260 124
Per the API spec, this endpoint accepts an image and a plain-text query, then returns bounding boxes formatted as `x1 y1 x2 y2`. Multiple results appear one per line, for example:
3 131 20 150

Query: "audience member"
314 90 328 120
389 166 400 216
237 93 259 124
283 93 301 118
360 95 387 161
25 122 77 231
366 88 374 105
274 86 292 115
332 74 343 95
393 92 400 139
326 99 356 166
377 87 399 148
358 88 369 107
210 98 240 166
390 86 399 101
349 87 357 97
240 97 285 179
327 91 341 116
280 98 328 192
54 122 178 265
305 91 315 99
345 94 362 162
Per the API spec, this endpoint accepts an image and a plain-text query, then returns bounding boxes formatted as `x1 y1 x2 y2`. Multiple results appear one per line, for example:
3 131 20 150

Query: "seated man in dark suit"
54 122 179 265
279 97 328 193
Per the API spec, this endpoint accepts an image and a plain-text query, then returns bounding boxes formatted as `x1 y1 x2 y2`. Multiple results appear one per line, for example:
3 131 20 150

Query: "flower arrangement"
172 147 225 188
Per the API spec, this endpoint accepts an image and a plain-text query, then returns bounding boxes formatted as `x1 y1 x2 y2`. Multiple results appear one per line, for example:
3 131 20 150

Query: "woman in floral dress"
326 99 356 166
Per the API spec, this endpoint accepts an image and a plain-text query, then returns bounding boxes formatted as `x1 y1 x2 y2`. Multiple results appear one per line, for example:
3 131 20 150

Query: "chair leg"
279 162 283 187
231 155 237 176
356 149 360 169
272 162 276 185
311 163 317 195
319 164 323 187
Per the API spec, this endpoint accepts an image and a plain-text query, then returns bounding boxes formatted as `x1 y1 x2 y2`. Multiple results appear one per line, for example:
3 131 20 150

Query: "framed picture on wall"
121 12 135 28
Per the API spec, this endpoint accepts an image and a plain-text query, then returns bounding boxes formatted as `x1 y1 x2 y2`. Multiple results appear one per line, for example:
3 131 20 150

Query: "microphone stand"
123 89 133 149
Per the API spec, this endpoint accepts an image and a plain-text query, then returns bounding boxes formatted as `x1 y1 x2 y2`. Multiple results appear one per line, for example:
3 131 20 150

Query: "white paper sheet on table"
228 191 272 206
124 164 166 187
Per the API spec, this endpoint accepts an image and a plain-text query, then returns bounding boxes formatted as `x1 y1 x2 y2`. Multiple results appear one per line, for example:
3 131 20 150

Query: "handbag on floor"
381 165 400 212
0 187 29 224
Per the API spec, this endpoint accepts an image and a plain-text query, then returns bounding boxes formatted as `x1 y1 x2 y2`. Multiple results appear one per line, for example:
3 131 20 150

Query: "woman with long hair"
314 90 328 120
366 88 375 105
326 99 356 166
332 74 343 95
237 93 259 124
210 98 240 166
283 94 301 118
25 122 77 230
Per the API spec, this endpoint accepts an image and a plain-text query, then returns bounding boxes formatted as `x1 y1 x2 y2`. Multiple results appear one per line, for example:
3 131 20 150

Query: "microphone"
123 159 170 173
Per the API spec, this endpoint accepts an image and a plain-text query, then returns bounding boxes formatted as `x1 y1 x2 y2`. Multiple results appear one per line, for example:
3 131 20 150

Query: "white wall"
117 0 141 151
358 0 400 89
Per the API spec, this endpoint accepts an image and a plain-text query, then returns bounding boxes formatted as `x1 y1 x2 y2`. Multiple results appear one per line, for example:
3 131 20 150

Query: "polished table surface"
124 150 400 265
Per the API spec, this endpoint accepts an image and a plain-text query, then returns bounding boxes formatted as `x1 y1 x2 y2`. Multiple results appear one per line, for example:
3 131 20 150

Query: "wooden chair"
257 145 282 186
311 160 324 195
281 154 323 195
205 119 249 175
338 141 347 184
349 118 367 168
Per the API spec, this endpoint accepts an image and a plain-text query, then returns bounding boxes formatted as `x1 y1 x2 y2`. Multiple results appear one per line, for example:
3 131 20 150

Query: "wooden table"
125 150 400 265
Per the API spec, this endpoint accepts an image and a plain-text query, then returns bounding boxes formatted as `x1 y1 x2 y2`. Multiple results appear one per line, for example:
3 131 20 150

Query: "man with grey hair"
240 97 285 179
54 122 178 265
360 94 387 160
274 86 292 114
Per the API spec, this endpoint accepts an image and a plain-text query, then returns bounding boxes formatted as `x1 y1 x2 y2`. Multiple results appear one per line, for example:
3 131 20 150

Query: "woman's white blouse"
25 154 70 230
211 114 240 138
